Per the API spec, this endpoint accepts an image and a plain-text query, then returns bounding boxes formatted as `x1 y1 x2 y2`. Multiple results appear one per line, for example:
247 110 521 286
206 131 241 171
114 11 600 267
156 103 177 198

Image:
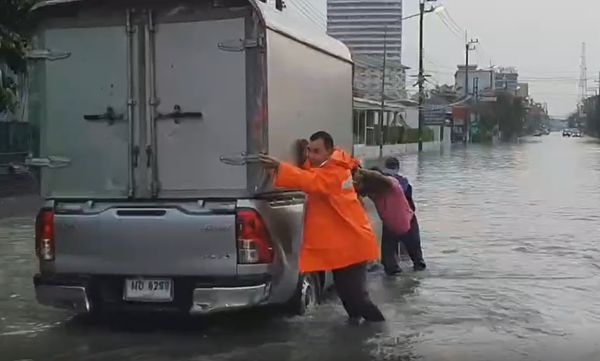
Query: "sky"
401 0 600 118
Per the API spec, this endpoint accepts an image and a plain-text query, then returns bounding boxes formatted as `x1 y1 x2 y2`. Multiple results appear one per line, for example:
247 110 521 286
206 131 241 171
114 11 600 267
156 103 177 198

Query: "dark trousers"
381 216 425 272
332 262 385 321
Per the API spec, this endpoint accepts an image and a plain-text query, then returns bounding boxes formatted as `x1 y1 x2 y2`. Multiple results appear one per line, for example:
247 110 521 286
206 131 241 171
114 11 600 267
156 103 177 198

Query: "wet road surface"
1 133 600 361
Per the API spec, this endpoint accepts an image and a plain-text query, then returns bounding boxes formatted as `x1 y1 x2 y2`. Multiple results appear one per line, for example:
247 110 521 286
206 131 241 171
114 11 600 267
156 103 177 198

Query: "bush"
401 127 434 144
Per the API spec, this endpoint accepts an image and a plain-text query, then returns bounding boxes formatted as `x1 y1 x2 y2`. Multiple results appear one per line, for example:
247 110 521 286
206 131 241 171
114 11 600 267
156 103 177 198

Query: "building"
328 0 407 100
353 56 408 101
516 82 529 98
352 98 451 160
454 65 495 97
495 67 519 94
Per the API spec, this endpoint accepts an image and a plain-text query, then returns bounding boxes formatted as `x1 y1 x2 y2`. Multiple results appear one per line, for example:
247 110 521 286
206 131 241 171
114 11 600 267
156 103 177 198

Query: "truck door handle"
84 106 125 125
156 104 203 124
132 146 140 168
146 145 153 168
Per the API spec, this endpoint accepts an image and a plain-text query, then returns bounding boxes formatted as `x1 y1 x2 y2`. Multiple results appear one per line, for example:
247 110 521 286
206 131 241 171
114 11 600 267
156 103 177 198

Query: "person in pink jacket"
353 168 414 240
354 169 414 276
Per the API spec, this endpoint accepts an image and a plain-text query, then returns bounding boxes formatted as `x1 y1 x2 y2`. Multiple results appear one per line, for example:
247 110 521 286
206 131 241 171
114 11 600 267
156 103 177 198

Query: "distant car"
563 129 572 137
572 130 583 138
533 131 543 137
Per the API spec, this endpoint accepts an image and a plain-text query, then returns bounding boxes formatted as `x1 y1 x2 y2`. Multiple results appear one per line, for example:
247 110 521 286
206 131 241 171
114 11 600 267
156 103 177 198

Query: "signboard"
423 107 446 125
480 96 497 102
452 106 468 126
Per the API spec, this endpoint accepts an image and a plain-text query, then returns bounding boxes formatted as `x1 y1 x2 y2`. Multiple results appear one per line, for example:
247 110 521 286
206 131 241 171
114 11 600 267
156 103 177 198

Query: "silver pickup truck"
29 0 358 316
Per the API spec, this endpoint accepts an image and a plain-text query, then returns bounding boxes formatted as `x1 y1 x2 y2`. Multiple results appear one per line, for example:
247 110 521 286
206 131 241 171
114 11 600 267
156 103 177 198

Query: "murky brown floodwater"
1 133 600 361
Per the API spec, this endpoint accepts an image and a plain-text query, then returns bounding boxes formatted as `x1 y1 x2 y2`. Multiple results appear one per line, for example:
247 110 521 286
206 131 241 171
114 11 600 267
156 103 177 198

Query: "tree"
583 96 600 137
0 0 36 113
476 91 526 141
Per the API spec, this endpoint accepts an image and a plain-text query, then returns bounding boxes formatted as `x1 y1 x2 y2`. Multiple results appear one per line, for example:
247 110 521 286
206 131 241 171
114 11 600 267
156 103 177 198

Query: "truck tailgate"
53 205 237 276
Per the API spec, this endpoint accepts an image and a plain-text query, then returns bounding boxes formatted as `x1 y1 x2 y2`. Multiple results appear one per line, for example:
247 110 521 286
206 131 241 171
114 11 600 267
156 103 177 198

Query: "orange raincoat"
274 151 378 273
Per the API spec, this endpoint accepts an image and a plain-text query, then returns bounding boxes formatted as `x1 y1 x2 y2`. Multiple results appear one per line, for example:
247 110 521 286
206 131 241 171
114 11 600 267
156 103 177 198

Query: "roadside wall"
354 126 452 163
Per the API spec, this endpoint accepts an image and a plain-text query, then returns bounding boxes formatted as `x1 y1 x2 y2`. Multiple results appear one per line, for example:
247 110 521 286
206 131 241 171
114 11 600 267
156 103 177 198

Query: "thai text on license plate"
124 278 173 302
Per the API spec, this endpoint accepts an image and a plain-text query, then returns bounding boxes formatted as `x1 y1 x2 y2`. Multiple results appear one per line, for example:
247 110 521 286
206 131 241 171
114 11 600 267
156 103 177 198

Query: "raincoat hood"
330 147 361 170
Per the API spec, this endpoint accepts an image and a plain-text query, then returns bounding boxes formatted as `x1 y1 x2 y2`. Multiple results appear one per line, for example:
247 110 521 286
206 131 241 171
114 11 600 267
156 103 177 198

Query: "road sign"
480 96 497 102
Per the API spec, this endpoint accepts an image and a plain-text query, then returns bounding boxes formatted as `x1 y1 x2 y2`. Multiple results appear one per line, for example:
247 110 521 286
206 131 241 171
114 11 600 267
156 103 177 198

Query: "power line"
438 10 464 35
435 12 464 40
423 54 456 71
441 7 465 34
291 2 325 29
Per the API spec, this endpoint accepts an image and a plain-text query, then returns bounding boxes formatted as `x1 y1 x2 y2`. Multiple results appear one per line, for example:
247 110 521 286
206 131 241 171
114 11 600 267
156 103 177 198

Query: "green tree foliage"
0 0 36 112
476 91 526 141
566 112 578 129
584 97 600 137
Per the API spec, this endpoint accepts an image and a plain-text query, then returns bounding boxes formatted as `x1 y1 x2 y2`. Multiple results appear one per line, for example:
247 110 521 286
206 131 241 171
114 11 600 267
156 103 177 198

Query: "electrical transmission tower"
578 42 588 116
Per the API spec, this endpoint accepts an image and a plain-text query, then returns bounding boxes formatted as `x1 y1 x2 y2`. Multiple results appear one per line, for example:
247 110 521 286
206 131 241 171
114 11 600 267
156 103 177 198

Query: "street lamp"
402 5 443 21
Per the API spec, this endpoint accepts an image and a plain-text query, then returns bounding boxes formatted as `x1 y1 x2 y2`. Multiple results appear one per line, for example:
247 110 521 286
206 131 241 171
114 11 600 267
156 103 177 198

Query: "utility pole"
415 2 440 151
417 0 425 152
379 27 387 159
413 0 439 152
473 77 479 141
464 34 478 143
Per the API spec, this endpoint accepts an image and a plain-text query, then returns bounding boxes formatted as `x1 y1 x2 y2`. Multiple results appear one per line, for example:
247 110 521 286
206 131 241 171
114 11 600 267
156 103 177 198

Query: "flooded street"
2 133 600 361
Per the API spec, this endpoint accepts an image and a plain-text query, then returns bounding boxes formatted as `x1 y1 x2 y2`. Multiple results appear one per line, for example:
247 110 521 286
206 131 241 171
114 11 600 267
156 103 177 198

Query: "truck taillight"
236 209 273 264
35 209 55 261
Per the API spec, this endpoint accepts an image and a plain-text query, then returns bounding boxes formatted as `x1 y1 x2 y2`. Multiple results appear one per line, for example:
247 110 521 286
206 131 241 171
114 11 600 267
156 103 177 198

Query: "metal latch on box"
217 37 265 52
219 152 265 166
26 156 71 169
26 49 71 61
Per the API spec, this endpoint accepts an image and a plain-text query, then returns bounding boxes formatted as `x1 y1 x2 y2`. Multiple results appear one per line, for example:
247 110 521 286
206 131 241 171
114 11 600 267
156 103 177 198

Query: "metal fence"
0 122 32 174
0 122 31 154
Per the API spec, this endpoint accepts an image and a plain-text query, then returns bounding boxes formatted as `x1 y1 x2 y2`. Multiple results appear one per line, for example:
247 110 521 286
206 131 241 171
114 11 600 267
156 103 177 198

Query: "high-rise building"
327 0 407 100
327 0 403 61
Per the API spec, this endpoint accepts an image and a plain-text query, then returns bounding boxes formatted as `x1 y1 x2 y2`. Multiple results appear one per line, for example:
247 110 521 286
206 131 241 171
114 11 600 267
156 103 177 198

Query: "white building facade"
454 65 496 97
327 0 407 100
495 67 520 95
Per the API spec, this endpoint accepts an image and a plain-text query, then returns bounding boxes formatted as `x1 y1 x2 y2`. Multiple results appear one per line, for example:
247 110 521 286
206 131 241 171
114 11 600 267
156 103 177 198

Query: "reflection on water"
1 134 600 361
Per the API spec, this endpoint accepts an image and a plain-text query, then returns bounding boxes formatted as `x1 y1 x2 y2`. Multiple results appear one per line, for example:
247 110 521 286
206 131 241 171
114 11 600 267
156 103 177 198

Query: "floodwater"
1 133 600 361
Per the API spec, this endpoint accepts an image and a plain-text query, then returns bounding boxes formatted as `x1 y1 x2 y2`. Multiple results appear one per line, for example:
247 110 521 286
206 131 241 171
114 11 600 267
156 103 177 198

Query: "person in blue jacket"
380 157 427 274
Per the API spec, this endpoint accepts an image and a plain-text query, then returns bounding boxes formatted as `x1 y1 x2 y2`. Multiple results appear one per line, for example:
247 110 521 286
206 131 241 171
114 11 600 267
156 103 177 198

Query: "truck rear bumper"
35 284 91 313
190 284 270 314
34 274 271 315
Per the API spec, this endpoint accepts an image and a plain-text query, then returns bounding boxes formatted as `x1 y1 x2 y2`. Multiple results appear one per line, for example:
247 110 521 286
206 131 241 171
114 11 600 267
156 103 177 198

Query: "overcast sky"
402 0 600 118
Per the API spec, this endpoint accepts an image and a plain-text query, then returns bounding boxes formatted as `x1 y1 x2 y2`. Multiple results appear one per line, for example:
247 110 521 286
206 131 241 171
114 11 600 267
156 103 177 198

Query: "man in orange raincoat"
260 131 385 323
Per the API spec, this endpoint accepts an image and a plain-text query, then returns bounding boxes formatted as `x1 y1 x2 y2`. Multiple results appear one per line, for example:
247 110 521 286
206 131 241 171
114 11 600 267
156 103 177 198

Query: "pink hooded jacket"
370 176 413 236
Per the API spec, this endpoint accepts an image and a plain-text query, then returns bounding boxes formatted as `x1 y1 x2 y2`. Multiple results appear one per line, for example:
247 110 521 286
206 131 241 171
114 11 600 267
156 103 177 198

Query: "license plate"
123 278 173 302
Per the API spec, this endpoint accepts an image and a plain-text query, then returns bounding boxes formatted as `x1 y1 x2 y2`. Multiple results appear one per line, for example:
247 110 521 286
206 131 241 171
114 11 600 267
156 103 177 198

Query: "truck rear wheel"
286 273 320 316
